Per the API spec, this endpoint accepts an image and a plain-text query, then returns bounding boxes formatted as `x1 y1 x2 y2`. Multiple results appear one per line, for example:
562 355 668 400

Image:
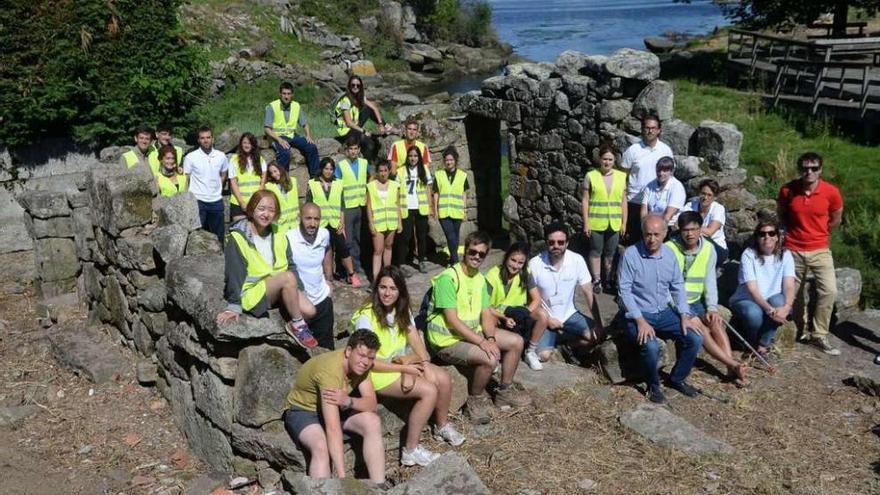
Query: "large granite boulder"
157 192 202 232
165 254 225 334
691 120 743 170
632 80 674 121
619 404 734 455
662 119 695 156
89 166 156 236
605 48 660 81
234 344 301 427
835 267 862 310
151 224 189 265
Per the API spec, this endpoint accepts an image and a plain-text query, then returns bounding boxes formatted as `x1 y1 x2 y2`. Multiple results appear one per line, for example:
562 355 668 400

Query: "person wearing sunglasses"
528 222 605 362
728 221 796 363
425 231 532 424
777 152 844 356
333 75 390 162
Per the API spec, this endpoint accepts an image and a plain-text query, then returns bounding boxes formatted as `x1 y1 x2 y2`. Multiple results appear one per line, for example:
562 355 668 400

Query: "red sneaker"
286 319 318 348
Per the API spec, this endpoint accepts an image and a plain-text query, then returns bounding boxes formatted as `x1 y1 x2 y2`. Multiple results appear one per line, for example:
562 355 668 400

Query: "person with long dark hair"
265 161 300 233
433 146 469 265
485 243 549 371
394 146 434 273
333 75 390 161
729 220 796 363
229 132 267 222
351 265 465 466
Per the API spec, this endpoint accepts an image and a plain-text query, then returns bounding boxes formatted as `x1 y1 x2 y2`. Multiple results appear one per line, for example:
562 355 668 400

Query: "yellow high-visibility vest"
366 180 400 232
350 303 408 391
269 99 300 139
334 96 360 137
586 169 626 232
229 155 265 207
337 158 368 208
398 165 430 218
485 265 527 310
426 264 485 349
266 180 300 233
229 225 289 311
308 179 343 229
435 168 466 220
154 173 188 197
665 239 712 304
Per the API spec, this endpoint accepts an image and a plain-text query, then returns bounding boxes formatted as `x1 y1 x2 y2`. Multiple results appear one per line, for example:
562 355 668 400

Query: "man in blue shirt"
618 214 703 404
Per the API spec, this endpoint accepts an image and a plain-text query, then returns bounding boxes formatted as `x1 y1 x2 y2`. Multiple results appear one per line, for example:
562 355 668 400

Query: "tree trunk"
832 1 849 37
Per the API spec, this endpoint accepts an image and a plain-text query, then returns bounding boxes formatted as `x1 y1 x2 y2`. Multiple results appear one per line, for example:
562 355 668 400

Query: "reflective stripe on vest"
367 180 400 232
229 226 289 312
350 304 409 391
270 99 300 138
266 181 300 233
426 264 485 349
154 173 188 197
665 239 712 304
229 155 264 207
435 168 466 220
308 179 343 229
397 165 430 218
586 169 626 232
485 265 527 311
147 145 183 174
334 96 360 137
391 140 427 169
338 158 368 208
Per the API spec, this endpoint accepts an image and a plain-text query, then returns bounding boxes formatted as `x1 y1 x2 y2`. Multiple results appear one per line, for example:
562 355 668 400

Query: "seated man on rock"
282 329 385 485
618 214 704 404
425 231 531 424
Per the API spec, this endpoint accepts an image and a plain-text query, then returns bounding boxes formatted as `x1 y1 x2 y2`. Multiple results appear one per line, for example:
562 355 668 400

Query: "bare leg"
465 346 497 396
342 256 355 276
342 412 385 483
422 363 453 426
601 255 614 285
382 232 395 270
371 232 385 282
265 271 305 320
297 424 331 478
588 254 601 284
377 377 438 449
529 307 549 346
495 329 524 385
694 319 739 369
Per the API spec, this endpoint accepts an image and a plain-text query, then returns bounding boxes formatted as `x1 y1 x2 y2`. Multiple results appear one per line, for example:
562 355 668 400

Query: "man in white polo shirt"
183 125 229 244
287 202 335 349
621 114 673 244
528 221 605 361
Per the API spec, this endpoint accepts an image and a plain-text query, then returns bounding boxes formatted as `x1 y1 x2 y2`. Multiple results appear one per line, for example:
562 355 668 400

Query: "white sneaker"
434 422 466 447
401 444 441 467
524 349 544 371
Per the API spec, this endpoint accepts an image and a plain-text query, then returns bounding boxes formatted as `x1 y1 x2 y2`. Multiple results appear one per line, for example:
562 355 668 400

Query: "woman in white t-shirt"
682 178 728 264
351 265 464 465
640 156 686 227
394 146 434 273
729 220 796 362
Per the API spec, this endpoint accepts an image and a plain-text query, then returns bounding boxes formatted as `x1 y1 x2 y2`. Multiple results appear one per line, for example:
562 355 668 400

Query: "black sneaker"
670 381 699 398
648 385 667 404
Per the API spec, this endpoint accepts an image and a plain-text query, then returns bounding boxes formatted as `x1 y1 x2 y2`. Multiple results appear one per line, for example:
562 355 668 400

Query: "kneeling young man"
283 330 385 484
426 231 531 424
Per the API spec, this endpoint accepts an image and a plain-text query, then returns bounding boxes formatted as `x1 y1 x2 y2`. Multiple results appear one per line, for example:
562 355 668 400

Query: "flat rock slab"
388 453 490 495
514 360 597 392
619 404 734 455
48 324 130 383
0 405 39 427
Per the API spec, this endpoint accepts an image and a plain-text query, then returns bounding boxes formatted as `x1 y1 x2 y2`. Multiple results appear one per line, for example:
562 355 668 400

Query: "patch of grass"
191 80 338 138
672 77 880 306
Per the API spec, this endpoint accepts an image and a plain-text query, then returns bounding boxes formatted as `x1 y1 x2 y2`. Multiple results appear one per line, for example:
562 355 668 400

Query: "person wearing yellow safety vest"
333 75 391 162
365 160 402 283
335 136 370 276
216 190 318 349
153 145 188 197
265 162 300 233
485 243 549 372
387 119 430 177
264 81 320 176
433 146 469 265
394 146 434 273
426 231 531 425
306 158 362 288
147 123 184 174
120 125 153 169
668 211 747 387
228 133 267 222
351 265 465 466
581 144 628 294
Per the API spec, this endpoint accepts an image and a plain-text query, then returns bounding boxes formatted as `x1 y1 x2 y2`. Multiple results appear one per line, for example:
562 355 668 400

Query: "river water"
487 0 727 61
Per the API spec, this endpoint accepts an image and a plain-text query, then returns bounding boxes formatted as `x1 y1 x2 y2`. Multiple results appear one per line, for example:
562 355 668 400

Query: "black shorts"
327 226 351 258
504 306 536 341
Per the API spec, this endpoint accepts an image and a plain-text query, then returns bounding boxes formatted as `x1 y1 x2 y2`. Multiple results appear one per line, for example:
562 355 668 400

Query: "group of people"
122 81 844 483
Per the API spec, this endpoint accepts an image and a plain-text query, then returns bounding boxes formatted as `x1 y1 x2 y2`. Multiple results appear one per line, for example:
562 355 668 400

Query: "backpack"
415 267 460 333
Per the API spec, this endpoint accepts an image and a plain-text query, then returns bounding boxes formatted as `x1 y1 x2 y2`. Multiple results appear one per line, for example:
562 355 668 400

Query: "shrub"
408 0 494 46
0 0 207 150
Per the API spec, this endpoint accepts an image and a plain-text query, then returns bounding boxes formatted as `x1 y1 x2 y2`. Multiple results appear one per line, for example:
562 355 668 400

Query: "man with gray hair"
617 215 703 404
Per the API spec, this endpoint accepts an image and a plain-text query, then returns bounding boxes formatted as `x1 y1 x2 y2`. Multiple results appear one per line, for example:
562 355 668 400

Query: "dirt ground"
2 248 880 494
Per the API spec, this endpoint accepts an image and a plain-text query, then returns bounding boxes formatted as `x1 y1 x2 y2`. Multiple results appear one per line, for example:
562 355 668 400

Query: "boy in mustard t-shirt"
283 330 385 484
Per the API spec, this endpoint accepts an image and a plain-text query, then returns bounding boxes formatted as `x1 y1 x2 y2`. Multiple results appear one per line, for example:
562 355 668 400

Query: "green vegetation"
408 0 494 46
191 80 339 138
669 53 880 306
0 0 206 149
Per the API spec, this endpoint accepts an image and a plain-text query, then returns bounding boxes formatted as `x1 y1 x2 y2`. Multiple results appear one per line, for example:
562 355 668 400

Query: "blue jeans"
272 135 319 176
439 217 461 264
538 311 593 351
625 307 704 389
198 199 225 245
731 293 786 349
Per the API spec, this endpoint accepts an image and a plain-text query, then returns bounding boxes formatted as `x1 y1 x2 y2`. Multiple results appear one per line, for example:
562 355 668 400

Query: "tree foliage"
715 0 880 35
0 0 207 149
407 0 494 46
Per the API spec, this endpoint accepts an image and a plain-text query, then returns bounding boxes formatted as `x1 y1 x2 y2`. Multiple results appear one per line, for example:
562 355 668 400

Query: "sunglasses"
467 248 488 259
801 166 821 173
757 230 778 238
349 83 361 88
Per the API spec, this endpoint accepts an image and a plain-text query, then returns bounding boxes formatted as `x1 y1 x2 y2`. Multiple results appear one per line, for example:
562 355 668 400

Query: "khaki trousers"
791 249 837 338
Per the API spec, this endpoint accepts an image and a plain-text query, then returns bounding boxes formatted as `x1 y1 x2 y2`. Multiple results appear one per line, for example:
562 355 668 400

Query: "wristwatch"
486 336 497 342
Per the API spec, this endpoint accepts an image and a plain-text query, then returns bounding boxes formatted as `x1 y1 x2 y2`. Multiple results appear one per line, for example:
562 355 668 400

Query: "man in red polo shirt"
777 152 844 355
